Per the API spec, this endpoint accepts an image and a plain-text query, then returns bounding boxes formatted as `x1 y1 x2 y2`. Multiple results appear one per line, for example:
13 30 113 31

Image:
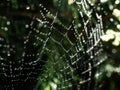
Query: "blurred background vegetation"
0 0 120 90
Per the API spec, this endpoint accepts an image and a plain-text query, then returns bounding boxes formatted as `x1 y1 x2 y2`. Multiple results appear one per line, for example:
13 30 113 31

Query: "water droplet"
4 27 8 31
7 21 10 25
25 24 29 28
8 53 11 56
26 6 30 10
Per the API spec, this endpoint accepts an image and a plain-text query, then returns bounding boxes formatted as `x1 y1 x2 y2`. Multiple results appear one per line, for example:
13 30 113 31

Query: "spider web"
0 0 106 90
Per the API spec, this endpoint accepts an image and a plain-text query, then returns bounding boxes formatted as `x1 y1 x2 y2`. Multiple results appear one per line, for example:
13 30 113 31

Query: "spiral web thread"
0 0 106 90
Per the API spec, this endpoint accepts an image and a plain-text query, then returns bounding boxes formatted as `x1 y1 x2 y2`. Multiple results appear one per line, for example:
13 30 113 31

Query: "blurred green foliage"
96 0 120 90
0 0 120 90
